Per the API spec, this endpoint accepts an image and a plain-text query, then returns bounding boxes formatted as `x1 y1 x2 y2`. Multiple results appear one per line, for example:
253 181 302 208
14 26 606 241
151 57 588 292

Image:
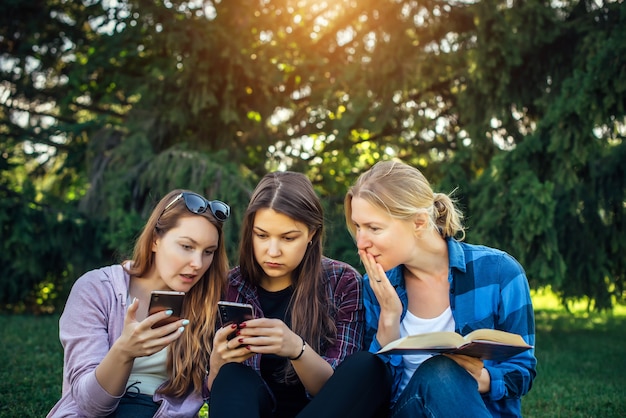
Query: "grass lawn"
1 289 624 417
522 290 626 417
0 314 64 417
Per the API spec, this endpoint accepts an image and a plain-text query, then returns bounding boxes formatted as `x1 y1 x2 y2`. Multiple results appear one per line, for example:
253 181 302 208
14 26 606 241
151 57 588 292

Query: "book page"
382 331 465 351
378 329 532 360
464 329 529 347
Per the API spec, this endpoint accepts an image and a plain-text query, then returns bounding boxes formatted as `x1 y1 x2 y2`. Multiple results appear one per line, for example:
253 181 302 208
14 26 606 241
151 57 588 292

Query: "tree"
1 0 624 311
451 0 626 310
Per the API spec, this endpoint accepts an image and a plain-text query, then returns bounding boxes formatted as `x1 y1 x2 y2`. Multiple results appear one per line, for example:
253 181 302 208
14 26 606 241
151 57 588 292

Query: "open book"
377 329 532 361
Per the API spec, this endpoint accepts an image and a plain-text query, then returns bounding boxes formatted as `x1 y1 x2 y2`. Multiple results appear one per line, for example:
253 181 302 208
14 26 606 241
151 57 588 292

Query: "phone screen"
217 301 255 327
149 290 185 328
218 301 254 342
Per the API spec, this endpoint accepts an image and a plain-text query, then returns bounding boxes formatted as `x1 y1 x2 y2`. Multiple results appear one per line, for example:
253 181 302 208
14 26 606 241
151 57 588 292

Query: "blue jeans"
390 355 491 418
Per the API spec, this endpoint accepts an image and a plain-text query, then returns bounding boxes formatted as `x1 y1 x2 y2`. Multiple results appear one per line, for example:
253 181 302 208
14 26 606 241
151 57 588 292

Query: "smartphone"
218 301 255 342
148 290 185 328
218 301 255 326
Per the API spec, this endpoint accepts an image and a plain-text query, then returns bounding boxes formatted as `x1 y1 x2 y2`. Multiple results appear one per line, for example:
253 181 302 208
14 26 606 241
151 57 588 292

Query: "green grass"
523 289 626 417
0 314 64 417
1 289 624 417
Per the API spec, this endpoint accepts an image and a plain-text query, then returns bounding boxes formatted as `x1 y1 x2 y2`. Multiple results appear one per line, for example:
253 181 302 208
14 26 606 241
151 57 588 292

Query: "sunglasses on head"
163 192 230 221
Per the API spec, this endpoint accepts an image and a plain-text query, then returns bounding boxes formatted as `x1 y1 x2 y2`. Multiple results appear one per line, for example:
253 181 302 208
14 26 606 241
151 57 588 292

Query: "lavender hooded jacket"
46 265 203 418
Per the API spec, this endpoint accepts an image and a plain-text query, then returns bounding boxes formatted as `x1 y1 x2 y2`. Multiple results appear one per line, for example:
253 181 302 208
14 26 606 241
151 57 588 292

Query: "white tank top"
124 293 168 395
398 307 455 393
126 348 168 396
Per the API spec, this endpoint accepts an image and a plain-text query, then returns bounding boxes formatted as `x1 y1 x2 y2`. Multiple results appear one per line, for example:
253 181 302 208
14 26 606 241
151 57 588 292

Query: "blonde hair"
125 189 229 396
345 160 465 240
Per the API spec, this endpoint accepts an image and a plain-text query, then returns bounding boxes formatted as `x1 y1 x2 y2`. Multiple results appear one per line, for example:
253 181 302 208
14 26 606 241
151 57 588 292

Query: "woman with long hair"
207 171 380 418
47 190 230 417
344 160 537 417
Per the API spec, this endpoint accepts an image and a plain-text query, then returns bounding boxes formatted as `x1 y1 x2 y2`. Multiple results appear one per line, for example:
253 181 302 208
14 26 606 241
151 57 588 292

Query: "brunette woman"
207 172 385 418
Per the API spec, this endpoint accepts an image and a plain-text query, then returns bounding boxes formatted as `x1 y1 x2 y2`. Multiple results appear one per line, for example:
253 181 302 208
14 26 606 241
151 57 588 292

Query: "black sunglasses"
163 192 230 221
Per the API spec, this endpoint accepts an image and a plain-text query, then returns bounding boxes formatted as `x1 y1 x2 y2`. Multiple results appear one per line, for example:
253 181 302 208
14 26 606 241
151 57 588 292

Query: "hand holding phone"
148 290 185 328
218 301 255 342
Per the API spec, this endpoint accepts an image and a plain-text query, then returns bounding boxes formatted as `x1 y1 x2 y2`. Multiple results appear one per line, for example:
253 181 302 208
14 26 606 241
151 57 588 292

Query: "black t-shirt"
258 286 309 418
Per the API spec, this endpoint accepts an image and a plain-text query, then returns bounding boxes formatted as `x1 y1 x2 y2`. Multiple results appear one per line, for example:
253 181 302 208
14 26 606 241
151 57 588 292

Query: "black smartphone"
218 301 255 326
148 290 185 328
218 301 255 342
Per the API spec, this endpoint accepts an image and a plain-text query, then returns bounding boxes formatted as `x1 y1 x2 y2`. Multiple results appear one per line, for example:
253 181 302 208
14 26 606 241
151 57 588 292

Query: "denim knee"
417 355 469 385
391 355 489 418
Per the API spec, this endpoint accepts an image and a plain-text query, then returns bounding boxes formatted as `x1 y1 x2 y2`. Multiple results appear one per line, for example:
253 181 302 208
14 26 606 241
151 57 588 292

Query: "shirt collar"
378 237 466 283
447 237 466 273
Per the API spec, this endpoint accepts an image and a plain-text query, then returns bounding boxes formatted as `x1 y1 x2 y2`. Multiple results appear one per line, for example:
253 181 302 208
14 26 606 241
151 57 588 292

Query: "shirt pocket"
457 316 496 336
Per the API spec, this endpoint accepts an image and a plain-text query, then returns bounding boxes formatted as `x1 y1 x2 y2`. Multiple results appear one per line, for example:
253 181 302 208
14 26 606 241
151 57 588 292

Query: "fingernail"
236 330 241 336
239 322 247 328
231 323 238 329
246 345 250 350
178 326 185 333
238 338 244 343
182 319 190 326
165 310 173 316
132 297 138 305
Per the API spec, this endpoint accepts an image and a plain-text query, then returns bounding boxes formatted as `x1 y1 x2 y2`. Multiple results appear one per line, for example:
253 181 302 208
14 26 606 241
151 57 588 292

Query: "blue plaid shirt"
364 238 537 417
227 257 364 371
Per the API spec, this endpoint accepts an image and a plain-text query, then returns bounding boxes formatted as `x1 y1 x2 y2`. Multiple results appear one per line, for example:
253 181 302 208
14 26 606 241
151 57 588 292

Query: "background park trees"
1 0 624 312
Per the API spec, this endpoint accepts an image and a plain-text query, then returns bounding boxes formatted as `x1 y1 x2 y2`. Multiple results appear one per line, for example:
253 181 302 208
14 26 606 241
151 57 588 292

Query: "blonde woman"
344 161 536 418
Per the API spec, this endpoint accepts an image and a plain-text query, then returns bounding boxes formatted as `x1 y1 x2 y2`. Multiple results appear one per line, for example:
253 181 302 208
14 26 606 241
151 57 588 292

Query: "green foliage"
455 1 626 310
80 130 255 264
468 156 565 291
1 0 625 311
0 181 105 312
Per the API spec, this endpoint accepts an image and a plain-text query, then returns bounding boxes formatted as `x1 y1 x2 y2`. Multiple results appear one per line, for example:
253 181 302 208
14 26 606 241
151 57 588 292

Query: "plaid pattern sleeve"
449 240 537 417
319 257 365 369
225 259 364 373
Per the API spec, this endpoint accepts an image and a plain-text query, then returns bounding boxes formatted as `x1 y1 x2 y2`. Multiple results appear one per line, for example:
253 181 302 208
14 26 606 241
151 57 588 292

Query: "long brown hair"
239 172 336 382
125 189 229 396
